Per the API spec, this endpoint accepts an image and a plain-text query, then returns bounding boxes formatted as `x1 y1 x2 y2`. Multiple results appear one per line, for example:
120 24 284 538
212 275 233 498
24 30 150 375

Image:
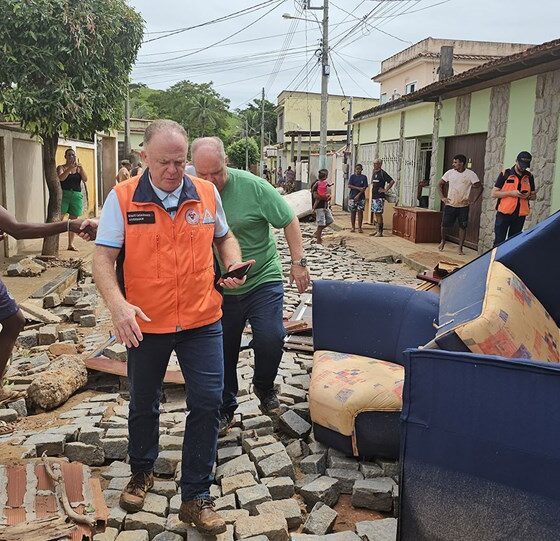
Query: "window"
405 81 417 95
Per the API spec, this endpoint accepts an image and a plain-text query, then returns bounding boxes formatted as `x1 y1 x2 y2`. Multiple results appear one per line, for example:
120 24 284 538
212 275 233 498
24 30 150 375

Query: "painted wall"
380 112 401 141
439 97 457 138
503 76 537 167
357 118 378 144
403 103 433 138
469 88 491 134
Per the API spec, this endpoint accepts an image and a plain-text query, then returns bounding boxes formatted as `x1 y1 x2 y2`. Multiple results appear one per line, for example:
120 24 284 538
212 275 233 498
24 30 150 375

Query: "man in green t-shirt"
192 137 310 434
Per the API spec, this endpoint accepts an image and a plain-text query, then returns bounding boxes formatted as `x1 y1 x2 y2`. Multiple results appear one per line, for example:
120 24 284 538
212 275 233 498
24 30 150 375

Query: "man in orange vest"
93 120 251 536
492 151 536 246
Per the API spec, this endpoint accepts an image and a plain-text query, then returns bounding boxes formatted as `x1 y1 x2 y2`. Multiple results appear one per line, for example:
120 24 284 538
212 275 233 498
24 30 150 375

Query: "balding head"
191 137 229 191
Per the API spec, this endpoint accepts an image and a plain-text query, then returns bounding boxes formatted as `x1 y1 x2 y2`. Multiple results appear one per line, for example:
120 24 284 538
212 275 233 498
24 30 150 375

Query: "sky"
129 0 559 111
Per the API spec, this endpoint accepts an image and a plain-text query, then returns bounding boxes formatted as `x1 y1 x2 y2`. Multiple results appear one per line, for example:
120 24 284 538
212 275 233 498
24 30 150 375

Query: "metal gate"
400 139 418 207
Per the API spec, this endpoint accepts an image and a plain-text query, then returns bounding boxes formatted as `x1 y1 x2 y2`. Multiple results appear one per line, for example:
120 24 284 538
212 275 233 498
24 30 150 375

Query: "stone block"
290 403 310 423
261 477 295 500
299 476 339 509
102 460 131 479
157 434 182 451
278 410 311 439
234 512 288 540
375 458 399 478
80 314 97 327
218 445 243 465
256 450 295 480
43 294 61 309
154 450 182 476
115 531 149 541
152 534 183 541
222 472 257 496
103 489 122 509
0 409 18 423
256 498 302 530
78 427 105 446
150 480 177 499
236 484 272 515
359 462 383 479
108 476 129 491
291 533 360 541
49 342 78 356
302 502 337 535
294 474 320 494
124 511 166 539
278 383 307 403
90 393 120 402
7 398 27 417
58 328 78 342
169 494 181 514
355 518 398 541
327 449 359 471
38 325 58 345
351 478 396 512
16 329 38 348
143 492 168 517
105 428 129 439
64 441 104 466
285 440 309 461
325 468 364 494
63 291 83 306
25 432 66 456
107 506 127 530
242 416 273 431
249 442 285 463
214 493 237 511
93 527 119 541
300 454 326 475
216 454 257 482
103 343 128 361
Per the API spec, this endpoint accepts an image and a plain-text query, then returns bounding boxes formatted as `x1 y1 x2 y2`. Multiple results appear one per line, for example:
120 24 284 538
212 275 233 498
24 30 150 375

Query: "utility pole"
124 84 131 160
260 87 265 176
343 97 353 211
245 117 249 171
308 112 312 184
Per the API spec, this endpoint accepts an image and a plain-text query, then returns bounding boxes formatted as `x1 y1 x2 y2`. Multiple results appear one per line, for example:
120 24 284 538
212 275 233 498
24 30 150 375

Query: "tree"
227 138 260 170
0 0 143 254
129 84 160 119
237 98 277 145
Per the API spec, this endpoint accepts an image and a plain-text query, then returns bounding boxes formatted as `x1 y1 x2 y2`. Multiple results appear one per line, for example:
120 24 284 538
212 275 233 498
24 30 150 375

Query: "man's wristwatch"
291 258 307 268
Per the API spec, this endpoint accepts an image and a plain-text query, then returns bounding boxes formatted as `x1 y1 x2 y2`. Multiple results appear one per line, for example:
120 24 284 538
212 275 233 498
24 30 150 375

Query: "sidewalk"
1 237 95 303
328 206 478 272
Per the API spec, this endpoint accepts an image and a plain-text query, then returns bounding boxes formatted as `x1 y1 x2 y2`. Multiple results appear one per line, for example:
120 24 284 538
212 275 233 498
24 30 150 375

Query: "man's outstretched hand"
74 218 99 241
219 260 256 289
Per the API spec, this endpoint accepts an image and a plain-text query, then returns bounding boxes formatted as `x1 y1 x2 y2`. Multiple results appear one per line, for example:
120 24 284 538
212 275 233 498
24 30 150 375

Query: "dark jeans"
494 212 526 246
127 321 223 501
221 282 285 416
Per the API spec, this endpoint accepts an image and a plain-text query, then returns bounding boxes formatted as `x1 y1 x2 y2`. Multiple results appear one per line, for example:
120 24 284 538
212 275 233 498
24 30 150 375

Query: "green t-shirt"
218 168 294 295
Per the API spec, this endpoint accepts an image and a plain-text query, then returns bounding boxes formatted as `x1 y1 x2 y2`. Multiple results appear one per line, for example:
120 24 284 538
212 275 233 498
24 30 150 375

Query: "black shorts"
442 205 469 229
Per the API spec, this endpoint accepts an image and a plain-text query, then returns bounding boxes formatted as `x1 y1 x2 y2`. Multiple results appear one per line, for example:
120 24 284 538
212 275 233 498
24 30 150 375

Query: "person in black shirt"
57 148 88 251
491 151 536 246
369 159 394 237
348 164 368 233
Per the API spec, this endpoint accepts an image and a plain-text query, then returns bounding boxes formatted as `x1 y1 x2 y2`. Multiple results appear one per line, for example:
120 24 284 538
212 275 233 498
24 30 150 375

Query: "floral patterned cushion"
309 350 404 440
455 261 559 362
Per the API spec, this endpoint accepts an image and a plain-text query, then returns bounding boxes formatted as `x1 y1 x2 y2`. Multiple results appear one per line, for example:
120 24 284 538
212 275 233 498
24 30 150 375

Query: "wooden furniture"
392 207 442 243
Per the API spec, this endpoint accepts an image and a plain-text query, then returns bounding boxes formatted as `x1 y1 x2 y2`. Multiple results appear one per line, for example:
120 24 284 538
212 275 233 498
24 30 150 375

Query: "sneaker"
218 412 234 437
254 388 281 415
179 498 227 535
119 471 154 513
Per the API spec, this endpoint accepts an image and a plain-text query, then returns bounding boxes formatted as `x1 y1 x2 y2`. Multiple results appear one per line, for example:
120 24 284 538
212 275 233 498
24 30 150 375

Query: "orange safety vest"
497 170 531 217
114 171 222 334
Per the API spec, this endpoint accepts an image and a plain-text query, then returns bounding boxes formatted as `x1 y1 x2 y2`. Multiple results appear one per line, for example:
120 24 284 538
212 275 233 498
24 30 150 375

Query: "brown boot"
179 498 227 535
119 471 154 512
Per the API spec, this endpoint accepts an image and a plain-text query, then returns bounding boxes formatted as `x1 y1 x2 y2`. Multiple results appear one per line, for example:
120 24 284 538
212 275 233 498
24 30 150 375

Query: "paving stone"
300 454 326 475
294 474 320 494
302 502 337 535
58 328 78 342
220 509 250 524
242 416 273 431
150 480 177 499
93 526 119 541
222 472 258 496
327 449 359 471
48 342 78 355
152 533 183 541
236 484 272 515
101 438 128 460
0 409 18 423
25 433 66 456
351 478 396 512
290 403 310 423
355 518 398 541
108 476 130 491
90 393 120 402
359 462 384 479
257 451 295 480
80 314 97 327
143 492 169 517
47 425 80 442
64 441 104 466
116 531 149 541
375 459 399 478
236 399 261 416
124 511 166 539
249 442 285 463
159 435 183 451
214 493 237 511
169 494 181 514
16 329 38 348
299 476 340 509
102 460 131 479
103 489 122 509
278 410 311 439
103 343 128 361
6 398 27 417
105 428 129 439
234 512 288 540
37 325 58 345
216 454 258 482
325 468 364 494
261 477 295 500
59 409 85 419
211 484 222 499
218 445 243 465
307 442 327 456
154 450 182 476
78 427 105 446
107 506 127 530
285 440 309 461
181 525 234 541
278 384 307 403
291 533 360 541
63 291 83 306
256 498 302 530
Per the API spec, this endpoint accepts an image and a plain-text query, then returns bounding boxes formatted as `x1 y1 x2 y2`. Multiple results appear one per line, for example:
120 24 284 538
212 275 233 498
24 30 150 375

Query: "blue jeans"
221 282 286 416
127 321 223 501
494 212 526 246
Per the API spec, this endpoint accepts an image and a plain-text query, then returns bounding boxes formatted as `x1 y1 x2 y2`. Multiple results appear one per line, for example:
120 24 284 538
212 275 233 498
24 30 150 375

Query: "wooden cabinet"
392 207 442 243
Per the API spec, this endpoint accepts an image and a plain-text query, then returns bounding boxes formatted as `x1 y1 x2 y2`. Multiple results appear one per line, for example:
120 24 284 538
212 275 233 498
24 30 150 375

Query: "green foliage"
0 0 144 140
237 98 277 144
227 138 260 169
129 83 159 119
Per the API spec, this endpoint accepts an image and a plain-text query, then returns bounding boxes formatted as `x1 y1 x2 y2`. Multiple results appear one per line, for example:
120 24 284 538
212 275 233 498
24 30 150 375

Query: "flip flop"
0 421 15 436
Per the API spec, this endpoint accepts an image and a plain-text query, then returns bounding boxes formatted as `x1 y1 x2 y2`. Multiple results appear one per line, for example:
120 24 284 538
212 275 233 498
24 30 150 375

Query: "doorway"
442 133 487 250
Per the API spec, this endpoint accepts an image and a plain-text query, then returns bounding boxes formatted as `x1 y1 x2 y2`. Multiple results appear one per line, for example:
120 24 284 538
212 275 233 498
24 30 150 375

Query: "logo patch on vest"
127 211 155 224
186 209 199 225
202 209 215 224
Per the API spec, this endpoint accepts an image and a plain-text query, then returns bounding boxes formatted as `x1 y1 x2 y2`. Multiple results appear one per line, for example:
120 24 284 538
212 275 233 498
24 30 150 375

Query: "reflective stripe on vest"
114 174 222 334
497 172 531 217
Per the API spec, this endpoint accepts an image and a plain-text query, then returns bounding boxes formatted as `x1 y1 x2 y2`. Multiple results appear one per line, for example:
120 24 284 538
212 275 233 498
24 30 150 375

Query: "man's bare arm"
93 245 150 348
284 217 310 294
0 206 83 238
213 231 255 289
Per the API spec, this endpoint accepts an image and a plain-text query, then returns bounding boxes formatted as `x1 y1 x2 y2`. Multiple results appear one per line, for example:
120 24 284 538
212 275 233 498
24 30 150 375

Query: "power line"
331 50 374 97
329 51 347 97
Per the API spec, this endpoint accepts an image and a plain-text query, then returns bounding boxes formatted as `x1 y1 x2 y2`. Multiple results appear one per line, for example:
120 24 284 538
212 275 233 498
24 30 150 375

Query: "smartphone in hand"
220 262 253 280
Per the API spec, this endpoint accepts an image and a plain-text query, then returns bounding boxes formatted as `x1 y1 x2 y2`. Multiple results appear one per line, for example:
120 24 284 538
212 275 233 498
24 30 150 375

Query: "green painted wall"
356 118 378 144
404 104 434 138
552 111 560 214
468 88 491 134
380 112 401 141
440 98 457 137
430 138 446 210
503 76 537 167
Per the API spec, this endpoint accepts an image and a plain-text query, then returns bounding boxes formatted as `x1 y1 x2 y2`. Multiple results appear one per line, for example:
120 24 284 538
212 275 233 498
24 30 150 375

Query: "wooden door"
442 133 486 250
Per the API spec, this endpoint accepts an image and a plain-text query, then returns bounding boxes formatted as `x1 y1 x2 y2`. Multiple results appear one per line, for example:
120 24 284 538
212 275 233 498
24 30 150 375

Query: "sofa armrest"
400 348 560 539
312 280 439 364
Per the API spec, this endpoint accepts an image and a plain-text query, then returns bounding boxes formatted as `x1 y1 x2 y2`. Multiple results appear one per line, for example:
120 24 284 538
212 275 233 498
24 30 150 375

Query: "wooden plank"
85 356 185 384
